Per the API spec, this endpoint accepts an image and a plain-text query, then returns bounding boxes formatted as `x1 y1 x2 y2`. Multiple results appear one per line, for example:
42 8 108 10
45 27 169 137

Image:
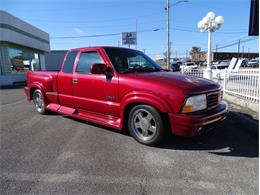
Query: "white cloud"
73 27 84 34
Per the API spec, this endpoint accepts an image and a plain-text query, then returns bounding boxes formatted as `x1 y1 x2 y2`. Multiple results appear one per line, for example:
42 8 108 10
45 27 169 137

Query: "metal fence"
223 69 259 102
182 68 259 103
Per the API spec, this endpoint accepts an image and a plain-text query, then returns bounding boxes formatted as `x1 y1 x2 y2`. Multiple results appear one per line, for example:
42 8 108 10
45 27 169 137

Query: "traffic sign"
122 32 137 45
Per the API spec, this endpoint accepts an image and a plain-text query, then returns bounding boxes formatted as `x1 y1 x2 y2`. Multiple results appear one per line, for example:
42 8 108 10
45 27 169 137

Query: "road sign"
122 32 137 45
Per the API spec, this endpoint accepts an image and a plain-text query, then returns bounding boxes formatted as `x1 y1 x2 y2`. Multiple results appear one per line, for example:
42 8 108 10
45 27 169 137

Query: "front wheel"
33 89 46 114
128 105 164 146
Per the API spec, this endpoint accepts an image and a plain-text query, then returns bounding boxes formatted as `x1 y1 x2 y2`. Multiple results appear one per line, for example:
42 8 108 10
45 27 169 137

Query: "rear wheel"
33 89 46 114
128 105 164 146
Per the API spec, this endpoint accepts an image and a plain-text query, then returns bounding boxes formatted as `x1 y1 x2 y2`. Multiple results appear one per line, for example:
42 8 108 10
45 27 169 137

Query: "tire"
32 89 46 114
128 105 164 146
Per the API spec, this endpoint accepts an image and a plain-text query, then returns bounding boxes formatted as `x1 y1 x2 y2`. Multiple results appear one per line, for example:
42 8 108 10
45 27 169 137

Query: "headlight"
182 94 207 113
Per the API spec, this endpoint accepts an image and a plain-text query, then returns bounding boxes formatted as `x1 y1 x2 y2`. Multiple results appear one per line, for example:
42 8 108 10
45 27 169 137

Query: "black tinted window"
76 52 103 73
104 48 162 73
62 50 78 73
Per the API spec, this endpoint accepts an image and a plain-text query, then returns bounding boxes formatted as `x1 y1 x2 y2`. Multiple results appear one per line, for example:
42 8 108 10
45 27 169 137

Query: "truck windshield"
104 48 164 74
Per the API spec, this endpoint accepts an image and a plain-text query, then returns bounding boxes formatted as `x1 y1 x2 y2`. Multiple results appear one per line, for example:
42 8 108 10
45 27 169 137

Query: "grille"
207 91 220 110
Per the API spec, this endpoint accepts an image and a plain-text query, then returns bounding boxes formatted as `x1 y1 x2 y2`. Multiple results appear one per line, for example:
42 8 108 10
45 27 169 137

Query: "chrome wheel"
33 90 45 114
132 109 157 141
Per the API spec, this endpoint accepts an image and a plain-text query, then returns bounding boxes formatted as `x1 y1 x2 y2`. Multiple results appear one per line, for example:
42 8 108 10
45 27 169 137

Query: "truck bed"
26 71 59 93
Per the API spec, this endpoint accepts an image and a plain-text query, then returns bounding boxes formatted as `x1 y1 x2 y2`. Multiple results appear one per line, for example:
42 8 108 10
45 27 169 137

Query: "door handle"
72 78 78 84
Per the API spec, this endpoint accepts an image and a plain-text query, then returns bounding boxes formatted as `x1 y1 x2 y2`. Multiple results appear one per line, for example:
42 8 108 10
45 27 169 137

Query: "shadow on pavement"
0 84 26 90
160 111 259 158
59 111 258 158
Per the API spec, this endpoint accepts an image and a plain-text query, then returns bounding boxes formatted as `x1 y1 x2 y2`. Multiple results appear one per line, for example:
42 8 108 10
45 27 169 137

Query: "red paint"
25 47 228 136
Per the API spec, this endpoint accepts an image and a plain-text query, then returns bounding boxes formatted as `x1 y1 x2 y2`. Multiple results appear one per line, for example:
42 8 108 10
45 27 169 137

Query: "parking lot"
0 88 258 194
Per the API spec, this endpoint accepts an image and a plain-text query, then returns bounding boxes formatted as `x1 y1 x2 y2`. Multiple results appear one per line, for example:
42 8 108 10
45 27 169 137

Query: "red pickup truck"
24 47 228 146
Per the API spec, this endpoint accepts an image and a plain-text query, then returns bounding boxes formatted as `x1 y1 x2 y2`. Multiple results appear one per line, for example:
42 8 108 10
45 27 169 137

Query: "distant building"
191 51 258 62
191 52 207 62
0 11 50 86
212 52 258 61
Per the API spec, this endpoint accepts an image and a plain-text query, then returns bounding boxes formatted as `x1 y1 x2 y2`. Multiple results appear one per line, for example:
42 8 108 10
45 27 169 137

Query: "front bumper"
169 101 229 137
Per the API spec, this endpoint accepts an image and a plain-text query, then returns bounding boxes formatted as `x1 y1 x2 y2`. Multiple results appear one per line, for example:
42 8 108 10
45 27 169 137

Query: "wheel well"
123 103 170 133
30 88 37 100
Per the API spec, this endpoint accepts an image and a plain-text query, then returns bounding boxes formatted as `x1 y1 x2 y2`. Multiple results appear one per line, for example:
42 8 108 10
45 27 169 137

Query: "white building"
0 11 50 86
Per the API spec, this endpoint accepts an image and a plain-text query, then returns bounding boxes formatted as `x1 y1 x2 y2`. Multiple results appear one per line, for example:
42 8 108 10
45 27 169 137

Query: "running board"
46 103 60 112
46 103 76 115
73 109 121 129
46 103 121 129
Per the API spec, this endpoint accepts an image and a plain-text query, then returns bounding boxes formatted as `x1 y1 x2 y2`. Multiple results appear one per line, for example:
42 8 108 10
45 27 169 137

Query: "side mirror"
90 63 114 78
90 63 107 74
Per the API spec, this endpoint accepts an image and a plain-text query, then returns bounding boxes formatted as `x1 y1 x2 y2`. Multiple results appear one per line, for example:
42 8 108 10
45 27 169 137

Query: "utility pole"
136 19 138 49
186 50 188 59
166 0 170 69
237 39 240 58
242 45 244 58
216 44 218 53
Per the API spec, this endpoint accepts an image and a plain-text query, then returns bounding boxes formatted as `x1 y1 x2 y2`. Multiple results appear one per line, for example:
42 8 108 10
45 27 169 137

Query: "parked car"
219 60 230 66
183 62 198 70
24 47 228 146
247 59 259 67
212 64 228 70
212 61 221 65
170 63 180 72
240 58 249 67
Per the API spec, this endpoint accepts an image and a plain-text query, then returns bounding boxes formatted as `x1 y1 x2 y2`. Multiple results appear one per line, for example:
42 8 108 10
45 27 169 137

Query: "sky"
2 0 259 58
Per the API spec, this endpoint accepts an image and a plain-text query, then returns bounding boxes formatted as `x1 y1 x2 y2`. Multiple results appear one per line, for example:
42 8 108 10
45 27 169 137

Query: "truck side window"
62 50 78 73
76 52 103 73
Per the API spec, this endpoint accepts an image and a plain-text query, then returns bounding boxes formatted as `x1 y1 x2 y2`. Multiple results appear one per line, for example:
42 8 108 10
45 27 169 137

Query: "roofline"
70 46 140 51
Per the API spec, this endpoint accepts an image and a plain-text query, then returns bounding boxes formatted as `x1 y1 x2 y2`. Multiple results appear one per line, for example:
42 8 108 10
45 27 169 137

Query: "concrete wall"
0 74 26 86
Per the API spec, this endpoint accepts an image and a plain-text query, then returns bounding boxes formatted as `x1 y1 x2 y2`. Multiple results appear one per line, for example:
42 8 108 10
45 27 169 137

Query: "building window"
9 47 41 74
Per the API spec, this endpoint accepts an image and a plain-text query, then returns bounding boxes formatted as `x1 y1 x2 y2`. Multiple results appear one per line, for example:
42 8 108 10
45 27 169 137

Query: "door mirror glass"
90 63 107 74
90 64 114 78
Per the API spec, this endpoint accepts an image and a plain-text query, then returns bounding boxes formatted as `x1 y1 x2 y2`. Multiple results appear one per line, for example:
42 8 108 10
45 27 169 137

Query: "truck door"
72 49 119 117
57 50 78 108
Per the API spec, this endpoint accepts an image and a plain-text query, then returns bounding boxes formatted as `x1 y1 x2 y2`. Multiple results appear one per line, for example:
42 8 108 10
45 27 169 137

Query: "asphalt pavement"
0 88 258 194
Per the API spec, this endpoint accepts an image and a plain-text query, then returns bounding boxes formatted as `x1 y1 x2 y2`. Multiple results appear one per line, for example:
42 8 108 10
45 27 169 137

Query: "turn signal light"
182 105 193 112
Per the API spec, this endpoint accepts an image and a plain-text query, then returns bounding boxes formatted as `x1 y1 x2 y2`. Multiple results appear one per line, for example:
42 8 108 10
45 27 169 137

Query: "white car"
247 59 259 67
183 62 198 70
219 60 230 66
212 64 228 70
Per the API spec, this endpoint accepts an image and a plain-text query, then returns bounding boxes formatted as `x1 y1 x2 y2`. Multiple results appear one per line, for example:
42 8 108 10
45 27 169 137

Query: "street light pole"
207 29 212 70
198 11 224 79
166 0 170 70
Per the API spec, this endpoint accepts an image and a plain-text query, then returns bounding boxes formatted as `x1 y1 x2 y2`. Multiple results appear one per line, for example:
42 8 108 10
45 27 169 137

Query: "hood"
123 71 220 94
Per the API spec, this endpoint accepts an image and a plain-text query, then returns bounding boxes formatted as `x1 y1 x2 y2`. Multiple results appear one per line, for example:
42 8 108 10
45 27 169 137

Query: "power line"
171 27 247 34
51 27 164 39
200 37 258 52
51 33 122 39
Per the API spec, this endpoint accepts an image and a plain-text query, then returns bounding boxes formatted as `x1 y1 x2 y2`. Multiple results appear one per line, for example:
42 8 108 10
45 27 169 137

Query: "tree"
189 46 201 56
189 46 205 62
